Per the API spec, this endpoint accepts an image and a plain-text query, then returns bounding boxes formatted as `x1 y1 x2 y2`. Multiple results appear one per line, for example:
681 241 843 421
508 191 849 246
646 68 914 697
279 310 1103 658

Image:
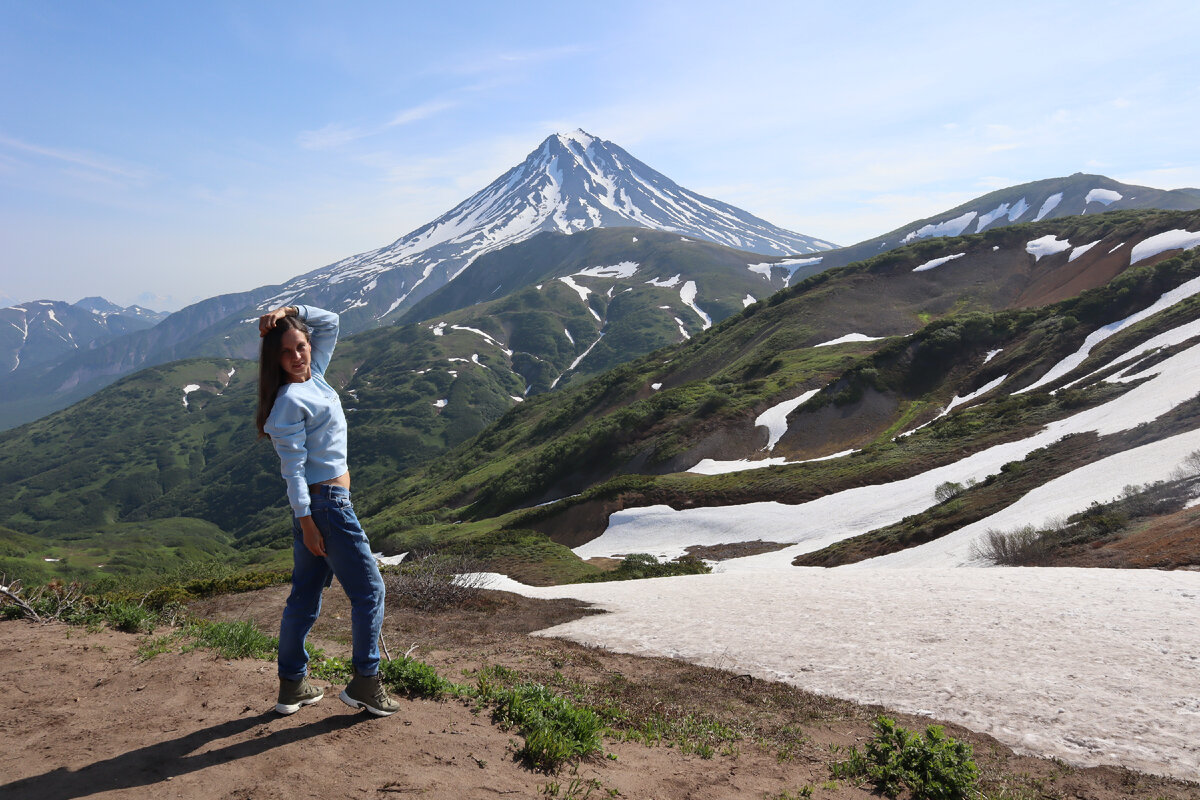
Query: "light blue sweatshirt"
264 305 348 517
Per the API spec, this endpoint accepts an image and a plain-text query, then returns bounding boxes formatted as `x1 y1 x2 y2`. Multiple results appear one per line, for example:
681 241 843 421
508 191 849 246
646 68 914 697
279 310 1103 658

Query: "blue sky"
2 0 1199 310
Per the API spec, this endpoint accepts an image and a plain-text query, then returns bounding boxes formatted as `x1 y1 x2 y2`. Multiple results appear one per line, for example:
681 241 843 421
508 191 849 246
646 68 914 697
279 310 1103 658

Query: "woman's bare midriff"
309 470 350 492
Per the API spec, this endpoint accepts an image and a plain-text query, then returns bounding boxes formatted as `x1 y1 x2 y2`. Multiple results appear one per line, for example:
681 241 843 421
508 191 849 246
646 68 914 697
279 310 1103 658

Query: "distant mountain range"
2 132 1200 435
0 297 164 377
5 206 1200 584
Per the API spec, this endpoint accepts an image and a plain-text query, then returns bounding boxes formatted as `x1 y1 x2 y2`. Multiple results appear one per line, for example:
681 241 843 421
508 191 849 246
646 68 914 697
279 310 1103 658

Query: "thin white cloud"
0 134 150 182
299 98 460 150
297 122 366 150
387 100 458 128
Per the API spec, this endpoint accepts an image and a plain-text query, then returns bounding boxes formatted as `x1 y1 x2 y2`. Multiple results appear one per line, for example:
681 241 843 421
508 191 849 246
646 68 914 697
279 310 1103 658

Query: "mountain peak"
274 131 835 324
555 128 596 150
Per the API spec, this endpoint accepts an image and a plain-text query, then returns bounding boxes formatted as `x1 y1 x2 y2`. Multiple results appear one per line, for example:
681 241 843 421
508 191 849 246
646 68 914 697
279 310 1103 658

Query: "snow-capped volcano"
267 130 835 322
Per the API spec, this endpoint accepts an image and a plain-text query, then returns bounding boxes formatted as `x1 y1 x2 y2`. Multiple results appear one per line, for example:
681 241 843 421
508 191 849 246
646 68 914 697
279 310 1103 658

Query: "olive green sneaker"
276 676 324 715
339 673 400 716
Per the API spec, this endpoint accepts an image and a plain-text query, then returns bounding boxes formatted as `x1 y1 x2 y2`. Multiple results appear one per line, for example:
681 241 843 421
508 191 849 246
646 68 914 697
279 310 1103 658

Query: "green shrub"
100 599 159 634
830 716 977 800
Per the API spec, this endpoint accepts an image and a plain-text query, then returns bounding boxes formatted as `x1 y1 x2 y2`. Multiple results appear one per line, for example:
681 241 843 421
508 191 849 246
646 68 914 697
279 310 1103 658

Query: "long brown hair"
256 315 310 437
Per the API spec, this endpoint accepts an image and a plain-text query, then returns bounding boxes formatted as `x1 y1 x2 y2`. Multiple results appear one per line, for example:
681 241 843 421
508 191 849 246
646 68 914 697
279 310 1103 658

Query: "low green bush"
830 716 977 800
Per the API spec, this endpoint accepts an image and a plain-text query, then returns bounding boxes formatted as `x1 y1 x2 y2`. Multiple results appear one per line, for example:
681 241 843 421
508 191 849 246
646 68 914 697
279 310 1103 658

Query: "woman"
257 304 398 717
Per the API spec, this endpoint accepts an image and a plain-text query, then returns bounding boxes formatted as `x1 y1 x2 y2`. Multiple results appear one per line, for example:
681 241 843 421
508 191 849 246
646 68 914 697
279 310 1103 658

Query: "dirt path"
2 586 1197 799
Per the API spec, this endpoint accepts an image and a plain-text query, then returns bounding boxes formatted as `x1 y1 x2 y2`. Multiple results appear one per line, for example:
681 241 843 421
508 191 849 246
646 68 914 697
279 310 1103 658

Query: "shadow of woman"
1 708 373 799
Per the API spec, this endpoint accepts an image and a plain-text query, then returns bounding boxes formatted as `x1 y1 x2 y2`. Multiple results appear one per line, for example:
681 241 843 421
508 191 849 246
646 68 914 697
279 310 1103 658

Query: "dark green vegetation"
972 467 1200 567
572 552 711 583
830 717 978 800
2 209 1200 585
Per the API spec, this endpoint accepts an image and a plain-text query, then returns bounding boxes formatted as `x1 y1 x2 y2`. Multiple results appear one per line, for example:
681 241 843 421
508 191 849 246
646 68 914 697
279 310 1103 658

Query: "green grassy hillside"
3 209 1199 585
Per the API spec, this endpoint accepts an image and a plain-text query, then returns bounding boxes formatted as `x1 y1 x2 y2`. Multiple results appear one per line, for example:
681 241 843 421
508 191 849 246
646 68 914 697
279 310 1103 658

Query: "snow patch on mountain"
757 389 821 451
1033 193 1063 222
901 212 977 244
938 374 1008 418
1085 188 1122 205
814 333 885 347
1129 229 1200 265
679 281 711 329
1026 235 1072 261
559 276 591 303
975 198 1030 232
1018 272 1200 394
913 252 966 272
1068 240 1102 262
574 262 639 279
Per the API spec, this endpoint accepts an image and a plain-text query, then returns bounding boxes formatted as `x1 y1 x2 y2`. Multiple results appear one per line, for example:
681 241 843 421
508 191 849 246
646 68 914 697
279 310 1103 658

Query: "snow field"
524 300 1200 778
502 568 1200 779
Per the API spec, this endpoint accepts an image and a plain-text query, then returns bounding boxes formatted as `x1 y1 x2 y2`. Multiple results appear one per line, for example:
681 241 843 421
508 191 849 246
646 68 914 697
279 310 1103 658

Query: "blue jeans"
278 484 385 680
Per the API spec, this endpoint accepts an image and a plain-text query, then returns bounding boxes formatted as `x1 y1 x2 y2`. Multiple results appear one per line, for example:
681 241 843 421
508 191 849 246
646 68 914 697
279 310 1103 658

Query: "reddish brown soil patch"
685 540 790 560
3 587 1199 799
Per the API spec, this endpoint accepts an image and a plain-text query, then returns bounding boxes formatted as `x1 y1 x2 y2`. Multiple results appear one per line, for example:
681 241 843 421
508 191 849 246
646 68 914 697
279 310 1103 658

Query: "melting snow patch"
815 333 884 347
1026 235 1072 261
559 276 591 302
1108 242 1125 254
651 382 662 390
688 457 793 474
433 399 447 408
646 274 682 288
181 384 201 408
913 252 966 272
938 374 1008 417
1033 192 1063 222
1129 229 1200 265
431 322 446 336
1085 188 1122 205
743 294 756 307
679 281 712 329
747 257 822 284
575 261 639 279
674 317 691 340
901 212 977 244
451 324 513 355
757 389 820 451
563 328 574 344
984 349 1003 363
1019 272 1200 394
1068 240 1102 262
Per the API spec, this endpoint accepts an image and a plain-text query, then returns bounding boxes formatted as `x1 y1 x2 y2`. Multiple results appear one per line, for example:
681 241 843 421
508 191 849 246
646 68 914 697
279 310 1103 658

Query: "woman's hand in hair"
259 306 296 337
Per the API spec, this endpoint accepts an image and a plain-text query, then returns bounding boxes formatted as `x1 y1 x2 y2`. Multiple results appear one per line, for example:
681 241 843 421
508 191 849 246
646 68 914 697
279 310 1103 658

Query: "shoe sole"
339 689 398 716
275 691 324 715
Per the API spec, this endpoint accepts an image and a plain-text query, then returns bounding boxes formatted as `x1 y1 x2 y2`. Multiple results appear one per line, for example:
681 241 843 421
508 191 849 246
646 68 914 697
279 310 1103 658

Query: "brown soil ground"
3 585 1199 800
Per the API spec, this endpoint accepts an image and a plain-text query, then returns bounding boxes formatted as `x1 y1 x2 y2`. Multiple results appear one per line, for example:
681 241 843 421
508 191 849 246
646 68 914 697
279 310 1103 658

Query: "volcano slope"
358 209 1200 570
